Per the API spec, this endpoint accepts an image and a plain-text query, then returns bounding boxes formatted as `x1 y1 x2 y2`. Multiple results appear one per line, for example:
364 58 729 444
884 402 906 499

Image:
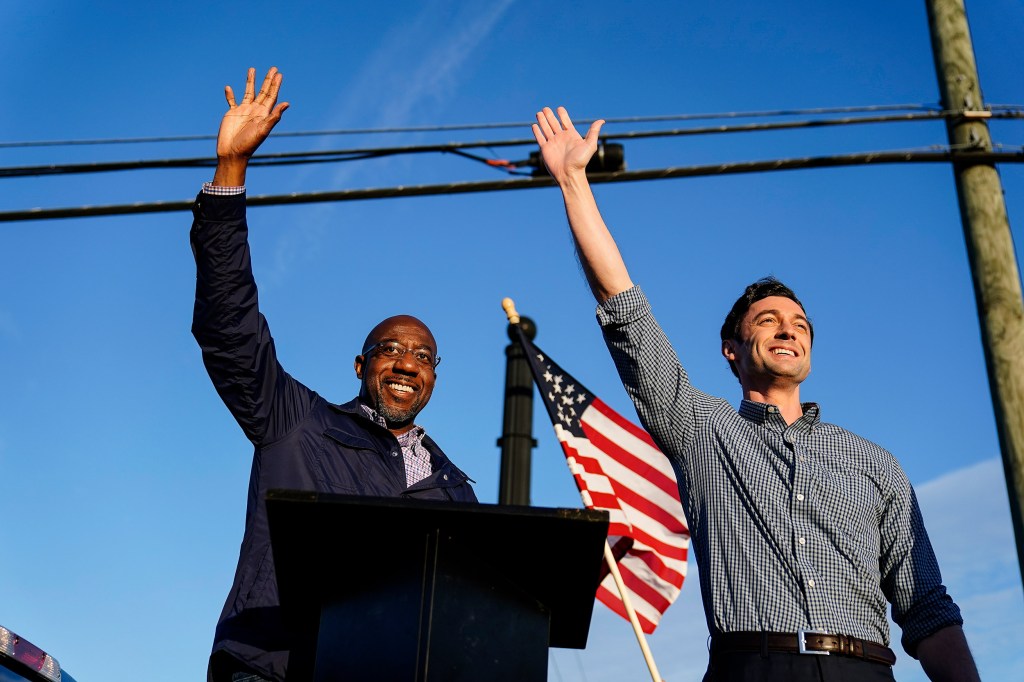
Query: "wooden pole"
925 0 1024 585
502 298 665 681
602 541 664 682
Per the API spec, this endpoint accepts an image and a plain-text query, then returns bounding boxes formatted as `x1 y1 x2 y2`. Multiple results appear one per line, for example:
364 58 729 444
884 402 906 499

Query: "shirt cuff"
596 285 649 327
202 182 245 196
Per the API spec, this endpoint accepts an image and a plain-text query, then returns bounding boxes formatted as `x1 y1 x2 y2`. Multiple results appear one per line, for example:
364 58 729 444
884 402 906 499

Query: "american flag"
513 326 690 634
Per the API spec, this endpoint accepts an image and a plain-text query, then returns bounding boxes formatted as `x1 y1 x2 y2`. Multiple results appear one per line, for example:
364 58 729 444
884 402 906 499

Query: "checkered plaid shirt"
357 394 432 488
597 286 962 655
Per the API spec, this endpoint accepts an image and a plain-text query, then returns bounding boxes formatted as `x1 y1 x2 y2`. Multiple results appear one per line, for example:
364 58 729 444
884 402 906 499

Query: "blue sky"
1 1 1022 680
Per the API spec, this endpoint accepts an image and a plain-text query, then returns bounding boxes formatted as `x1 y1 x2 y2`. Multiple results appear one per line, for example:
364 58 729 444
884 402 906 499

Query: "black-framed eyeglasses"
362 341 441 368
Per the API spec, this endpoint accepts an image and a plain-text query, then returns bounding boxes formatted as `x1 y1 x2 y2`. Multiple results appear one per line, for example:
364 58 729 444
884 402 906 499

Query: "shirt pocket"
813 466 884 577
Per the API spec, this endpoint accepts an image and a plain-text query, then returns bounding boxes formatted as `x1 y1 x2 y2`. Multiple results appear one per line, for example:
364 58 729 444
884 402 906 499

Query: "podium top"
267 490 609 649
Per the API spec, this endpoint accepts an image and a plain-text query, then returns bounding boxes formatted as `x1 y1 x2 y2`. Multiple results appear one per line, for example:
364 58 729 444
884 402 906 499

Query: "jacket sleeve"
190 192 315 446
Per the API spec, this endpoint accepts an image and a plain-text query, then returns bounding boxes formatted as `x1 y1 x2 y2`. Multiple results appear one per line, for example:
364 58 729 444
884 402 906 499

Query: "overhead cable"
8 109 1019 180
2 147 1021 223
0 103 958 149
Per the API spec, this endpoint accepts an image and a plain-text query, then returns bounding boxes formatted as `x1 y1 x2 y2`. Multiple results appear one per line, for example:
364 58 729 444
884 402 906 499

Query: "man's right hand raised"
212 67 290 187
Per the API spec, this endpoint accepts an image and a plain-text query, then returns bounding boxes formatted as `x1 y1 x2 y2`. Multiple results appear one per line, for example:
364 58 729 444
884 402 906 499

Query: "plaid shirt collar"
358 401 425 443
738 399 820 432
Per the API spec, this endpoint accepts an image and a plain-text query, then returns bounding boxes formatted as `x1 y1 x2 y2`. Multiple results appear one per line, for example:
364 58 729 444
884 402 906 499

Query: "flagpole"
602 541 664 682
502 297 665 682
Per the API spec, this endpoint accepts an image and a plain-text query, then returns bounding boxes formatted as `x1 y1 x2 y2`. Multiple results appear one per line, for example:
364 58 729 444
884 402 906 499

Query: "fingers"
542 106 562 134
584 119 605 144
534 108 555 141
531 123 545 146
534 106 591 143
242 67 256 104
267 102 290 127
224 85 236 108
556 106 574 131
256 67 281 107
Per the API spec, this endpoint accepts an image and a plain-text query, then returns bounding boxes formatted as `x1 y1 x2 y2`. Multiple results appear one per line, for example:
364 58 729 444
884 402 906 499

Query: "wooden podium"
266 490 609 681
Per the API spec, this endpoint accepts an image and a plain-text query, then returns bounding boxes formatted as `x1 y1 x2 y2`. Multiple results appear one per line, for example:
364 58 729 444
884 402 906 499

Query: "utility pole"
925 0 1024 584
497 316 538 505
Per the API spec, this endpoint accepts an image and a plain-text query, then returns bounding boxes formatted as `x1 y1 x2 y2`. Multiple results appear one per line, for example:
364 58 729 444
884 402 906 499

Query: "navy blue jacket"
190 193 477 682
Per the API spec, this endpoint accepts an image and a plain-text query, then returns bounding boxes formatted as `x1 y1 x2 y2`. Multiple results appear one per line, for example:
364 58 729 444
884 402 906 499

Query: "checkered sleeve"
595 285 703 456
878 457 963 656
201 182 245 196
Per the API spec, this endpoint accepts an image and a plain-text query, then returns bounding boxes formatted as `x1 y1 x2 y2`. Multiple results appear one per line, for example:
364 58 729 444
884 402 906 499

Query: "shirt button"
391 450 399 457
808 579 816 588
443 474 449 481
798 537 806 545
799 455 807 462
796 493 805 502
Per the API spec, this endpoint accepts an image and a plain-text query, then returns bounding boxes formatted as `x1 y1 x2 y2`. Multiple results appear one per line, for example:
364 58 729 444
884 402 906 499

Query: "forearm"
559 170 633 303
212 156 248 187
916 625 980 682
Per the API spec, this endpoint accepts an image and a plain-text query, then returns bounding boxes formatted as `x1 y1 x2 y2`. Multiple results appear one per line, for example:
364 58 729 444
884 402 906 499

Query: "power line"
7 109 1021 180
0 103 946 149
2 148 1020 223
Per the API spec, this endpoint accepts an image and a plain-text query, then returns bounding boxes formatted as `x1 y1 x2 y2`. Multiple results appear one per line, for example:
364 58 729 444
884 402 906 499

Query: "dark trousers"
703 651 897 682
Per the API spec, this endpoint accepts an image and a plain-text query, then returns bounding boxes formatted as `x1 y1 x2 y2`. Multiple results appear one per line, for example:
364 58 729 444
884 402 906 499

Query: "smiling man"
533 105 979 682
191 68 477 682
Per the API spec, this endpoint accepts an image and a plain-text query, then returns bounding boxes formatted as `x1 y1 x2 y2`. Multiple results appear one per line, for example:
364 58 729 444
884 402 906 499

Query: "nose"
776 321 798 339
391 349 421 374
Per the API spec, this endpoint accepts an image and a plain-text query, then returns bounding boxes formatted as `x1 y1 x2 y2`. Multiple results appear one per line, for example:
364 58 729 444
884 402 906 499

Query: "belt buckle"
797 628 830 656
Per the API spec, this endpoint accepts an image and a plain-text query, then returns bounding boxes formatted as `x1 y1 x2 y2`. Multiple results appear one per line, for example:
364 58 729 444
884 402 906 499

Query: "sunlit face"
722 296 812 389
354 315 437 434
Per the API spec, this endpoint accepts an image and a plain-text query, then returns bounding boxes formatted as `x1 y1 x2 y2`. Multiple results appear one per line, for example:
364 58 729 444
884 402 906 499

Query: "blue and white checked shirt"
597 286 962 655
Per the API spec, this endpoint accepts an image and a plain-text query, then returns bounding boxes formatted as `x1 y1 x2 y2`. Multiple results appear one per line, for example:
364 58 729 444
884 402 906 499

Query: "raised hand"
532 107 604 185
212 67 289 186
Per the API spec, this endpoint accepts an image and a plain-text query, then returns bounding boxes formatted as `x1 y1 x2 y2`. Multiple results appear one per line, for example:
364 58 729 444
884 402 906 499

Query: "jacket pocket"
317 427 380 493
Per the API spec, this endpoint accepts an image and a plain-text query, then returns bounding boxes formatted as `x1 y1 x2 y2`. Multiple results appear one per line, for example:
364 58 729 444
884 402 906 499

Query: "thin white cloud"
265 0 516 287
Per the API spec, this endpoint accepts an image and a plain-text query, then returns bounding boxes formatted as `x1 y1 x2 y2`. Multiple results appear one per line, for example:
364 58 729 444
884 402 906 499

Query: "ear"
354 355 365 379
721 340 736 363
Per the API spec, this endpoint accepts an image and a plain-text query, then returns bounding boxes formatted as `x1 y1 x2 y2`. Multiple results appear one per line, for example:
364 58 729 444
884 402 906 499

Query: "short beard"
375 400 419 428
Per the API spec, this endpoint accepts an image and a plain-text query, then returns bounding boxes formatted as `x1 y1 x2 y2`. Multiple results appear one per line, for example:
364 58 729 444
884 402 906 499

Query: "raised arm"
533 106 633 302
212 66 290 187
192 67 311 446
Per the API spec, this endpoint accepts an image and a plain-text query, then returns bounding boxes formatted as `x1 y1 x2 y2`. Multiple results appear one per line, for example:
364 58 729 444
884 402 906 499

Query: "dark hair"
720 277 813 378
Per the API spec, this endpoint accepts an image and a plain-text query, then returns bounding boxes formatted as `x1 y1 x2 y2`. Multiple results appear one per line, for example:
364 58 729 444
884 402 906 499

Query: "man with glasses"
191 67 477 682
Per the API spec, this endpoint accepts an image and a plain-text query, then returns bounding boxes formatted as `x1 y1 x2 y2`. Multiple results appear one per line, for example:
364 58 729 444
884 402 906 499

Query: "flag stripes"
518 329 690 634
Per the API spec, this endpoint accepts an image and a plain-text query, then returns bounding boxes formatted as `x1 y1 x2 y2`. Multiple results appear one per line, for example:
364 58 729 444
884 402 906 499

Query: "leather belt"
711 630 897 666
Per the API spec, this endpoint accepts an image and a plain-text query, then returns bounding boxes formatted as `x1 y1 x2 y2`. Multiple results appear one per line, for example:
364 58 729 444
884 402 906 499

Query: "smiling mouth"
386 381 416 394
771 348 796 357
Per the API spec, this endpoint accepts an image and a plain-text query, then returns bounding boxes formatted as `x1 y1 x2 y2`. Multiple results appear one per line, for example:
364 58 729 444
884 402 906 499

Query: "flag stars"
565 384 576 395
576 394 587 404
561 395 574 406
543 369 553 384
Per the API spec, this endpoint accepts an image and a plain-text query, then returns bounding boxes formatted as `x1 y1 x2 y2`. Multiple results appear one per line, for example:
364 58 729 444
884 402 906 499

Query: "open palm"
217 67 289 160
532 106 604 182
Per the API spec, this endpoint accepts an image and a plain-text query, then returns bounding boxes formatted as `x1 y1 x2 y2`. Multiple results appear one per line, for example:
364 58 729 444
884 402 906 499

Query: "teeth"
388 383 413 393
773 349 795 356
